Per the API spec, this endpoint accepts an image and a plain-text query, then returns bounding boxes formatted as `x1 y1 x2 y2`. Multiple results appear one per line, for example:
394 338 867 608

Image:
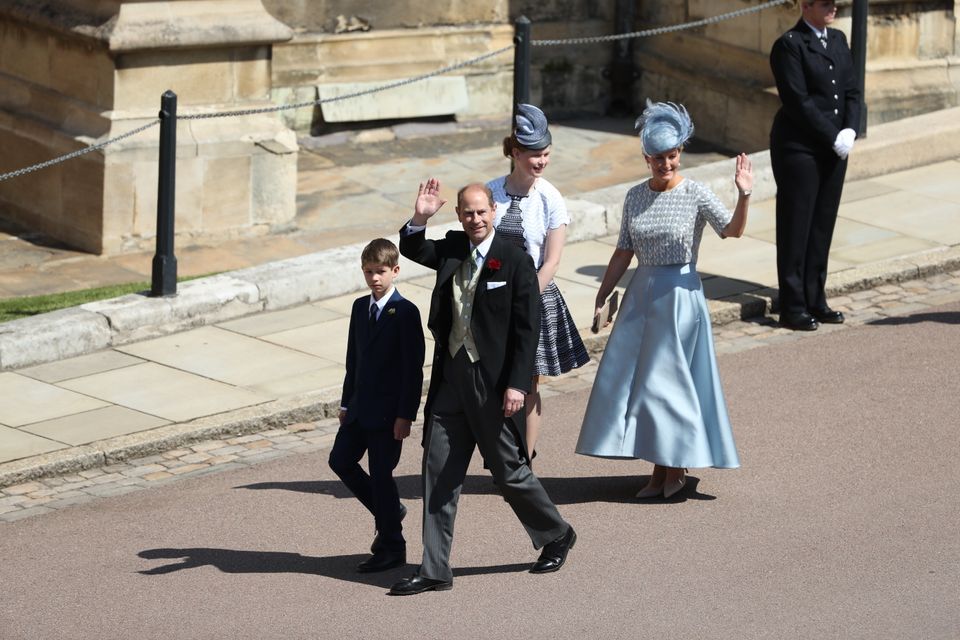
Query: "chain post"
513 16 532 118
606 0 637 116
851 0 868 138
151 90 178 297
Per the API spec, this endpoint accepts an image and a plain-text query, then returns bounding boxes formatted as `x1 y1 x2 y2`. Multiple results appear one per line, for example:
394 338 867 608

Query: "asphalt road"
2 304 958 640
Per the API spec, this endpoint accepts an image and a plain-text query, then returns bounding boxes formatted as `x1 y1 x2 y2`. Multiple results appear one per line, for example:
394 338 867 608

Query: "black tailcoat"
399 227 540 455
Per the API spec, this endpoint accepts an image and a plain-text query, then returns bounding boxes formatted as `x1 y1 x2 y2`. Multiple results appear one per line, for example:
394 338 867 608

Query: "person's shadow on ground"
236 474 714 503
868 310 960 326
235 475 424 500
136 547 527 587
535 474 715 503
202 475 711 587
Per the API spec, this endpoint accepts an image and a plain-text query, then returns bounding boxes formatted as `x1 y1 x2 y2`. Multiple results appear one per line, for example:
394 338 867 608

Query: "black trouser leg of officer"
773 146 847 317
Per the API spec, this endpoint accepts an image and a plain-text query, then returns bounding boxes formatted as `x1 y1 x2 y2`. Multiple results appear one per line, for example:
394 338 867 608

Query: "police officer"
770 0 861 330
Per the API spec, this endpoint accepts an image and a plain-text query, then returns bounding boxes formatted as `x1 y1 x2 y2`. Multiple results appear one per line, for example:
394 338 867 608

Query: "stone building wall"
634 0 959 150
0 0 297 255
265 0 959 149
263 0 619 132
261 0 509 32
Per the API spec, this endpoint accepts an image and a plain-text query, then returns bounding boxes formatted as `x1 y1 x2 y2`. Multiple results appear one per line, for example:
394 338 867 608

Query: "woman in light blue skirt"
575 101 753 498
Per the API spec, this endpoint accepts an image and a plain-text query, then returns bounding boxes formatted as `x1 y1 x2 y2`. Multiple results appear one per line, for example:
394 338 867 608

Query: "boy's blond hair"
361 238 400 267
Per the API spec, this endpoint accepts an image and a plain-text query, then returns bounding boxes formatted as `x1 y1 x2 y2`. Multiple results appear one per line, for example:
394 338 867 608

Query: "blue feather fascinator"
635 100 694 155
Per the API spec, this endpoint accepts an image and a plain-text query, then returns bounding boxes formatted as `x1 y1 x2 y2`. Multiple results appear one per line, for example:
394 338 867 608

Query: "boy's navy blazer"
398 226 541 450
340 288 425 431
770 19 861 153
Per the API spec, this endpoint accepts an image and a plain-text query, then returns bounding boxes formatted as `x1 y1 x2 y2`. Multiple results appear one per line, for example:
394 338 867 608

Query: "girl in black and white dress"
486 104 589 461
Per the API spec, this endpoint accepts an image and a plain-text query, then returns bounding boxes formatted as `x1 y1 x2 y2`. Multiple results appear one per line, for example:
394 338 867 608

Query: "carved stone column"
0 0 295 255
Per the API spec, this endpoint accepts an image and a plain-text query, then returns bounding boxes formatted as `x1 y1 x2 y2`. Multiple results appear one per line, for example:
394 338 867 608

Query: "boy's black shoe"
357 549 406 573
371 503 407 553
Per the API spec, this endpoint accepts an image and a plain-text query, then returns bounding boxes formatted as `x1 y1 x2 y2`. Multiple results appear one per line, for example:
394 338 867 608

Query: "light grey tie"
469 248 480 279
819 34 828 48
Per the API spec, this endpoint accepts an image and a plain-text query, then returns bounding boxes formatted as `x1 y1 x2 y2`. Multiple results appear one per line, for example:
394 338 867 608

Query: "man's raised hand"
413 178 448 226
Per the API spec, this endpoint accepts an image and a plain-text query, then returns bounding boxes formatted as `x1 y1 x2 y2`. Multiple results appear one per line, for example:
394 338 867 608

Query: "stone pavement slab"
841 190 960 245
58 362 269 423
0 425 66 461
17 350 145 384
216 304 342 337
0 373 109 427
260 315 352 363
825 217 902 253
872 159 960 203
246 366 343 398
698 233 780 287
831 235 942 265
116 325 336 387
20 406 170 447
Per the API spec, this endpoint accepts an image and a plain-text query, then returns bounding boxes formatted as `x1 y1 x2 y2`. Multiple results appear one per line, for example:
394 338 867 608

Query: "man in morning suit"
388 180 575 596
770 0 861 330
329 238 425 573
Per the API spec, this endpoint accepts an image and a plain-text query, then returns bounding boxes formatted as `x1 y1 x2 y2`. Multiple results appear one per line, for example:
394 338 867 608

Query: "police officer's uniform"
770 19 861 325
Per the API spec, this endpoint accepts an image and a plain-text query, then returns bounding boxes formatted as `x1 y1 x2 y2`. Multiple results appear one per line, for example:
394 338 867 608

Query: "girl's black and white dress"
487 176 589 377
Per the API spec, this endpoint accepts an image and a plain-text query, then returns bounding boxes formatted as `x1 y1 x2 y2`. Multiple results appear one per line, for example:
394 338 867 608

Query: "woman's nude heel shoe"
635 483 664 499
663 468 687 498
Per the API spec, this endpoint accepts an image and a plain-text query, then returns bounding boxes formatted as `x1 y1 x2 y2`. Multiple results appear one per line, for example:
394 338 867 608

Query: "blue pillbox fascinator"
635 100 695 155
514 103 552 150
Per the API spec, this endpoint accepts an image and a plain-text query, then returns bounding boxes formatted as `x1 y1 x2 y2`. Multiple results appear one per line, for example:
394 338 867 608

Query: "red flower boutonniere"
486 258 502 272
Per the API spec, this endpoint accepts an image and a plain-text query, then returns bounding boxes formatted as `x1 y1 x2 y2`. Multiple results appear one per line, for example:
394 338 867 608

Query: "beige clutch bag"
590 291 619 334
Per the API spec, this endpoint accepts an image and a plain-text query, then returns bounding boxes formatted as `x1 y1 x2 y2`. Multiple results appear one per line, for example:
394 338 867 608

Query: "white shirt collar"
369 285 396 316
803 19 827 40
470 230 496 261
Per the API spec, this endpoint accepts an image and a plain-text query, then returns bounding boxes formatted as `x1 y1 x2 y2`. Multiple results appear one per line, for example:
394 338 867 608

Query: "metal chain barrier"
0 0 791 183
0 118 160 183
533 0 791 46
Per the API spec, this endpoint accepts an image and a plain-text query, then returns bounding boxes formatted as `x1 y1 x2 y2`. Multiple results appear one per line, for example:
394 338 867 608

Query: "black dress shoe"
357 549 406 573
811 308 845 324
530 526 577 574
371 503 407 553
388 574 452 595
779 312 819 331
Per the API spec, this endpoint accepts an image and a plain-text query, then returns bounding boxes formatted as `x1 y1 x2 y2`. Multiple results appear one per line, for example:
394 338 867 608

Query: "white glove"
833 128 856 159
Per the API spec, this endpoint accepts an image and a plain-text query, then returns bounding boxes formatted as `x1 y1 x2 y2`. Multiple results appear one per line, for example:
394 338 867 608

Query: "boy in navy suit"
329 238 425 573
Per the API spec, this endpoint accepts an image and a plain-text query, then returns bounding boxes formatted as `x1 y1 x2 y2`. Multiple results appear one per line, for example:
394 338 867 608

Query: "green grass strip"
0 275 213 324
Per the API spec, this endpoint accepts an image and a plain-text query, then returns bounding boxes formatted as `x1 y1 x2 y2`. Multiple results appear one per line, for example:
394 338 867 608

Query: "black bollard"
605 0 637 117
851 0 868 138
151 90 178 297
513 16 532 117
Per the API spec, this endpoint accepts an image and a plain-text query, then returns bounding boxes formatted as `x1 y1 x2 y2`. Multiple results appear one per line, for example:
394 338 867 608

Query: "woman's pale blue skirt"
575 263 740 469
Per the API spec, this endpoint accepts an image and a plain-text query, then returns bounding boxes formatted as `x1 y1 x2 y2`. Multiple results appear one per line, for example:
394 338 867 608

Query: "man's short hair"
361 238 400 267
456 183 495 209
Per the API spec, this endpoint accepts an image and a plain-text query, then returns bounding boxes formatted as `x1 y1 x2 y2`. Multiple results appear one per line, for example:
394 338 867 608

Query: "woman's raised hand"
734 153 753 195
414 178 448 222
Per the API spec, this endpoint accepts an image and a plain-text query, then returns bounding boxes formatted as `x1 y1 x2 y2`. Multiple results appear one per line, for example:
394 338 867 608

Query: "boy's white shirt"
369 285 397 320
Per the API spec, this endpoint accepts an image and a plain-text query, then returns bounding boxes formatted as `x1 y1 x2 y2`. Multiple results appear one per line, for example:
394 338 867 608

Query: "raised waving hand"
412 178 448 226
